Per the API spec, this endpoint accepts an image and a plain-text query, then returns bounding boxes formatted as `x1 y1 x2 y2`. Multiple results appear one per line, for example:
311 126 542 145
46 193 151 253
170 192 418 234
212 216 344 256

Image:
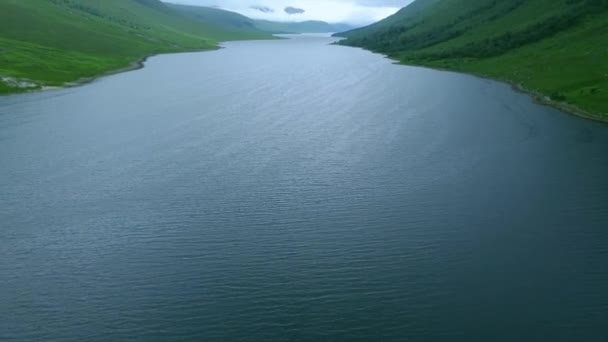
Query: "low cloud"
284 6 305 15
251 5 275 13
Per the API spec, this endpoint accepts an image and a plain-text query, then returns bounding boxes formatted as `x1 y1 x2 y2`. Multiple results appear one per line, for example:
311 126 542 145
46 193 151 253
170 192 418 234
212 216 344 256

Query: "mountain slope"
0 0 273 94
166 4 265 38
338 0 608 120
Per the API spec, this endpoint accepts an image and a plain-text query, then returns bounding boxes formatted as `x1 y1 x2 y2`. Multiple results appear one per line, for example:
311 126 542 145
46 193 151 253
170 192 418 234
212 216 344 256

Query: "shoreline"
391 57 608 124
65 46 224 89
1 35 282 96
335 42 607 124
63 54 152 89
393 60 608 124
6 39 606 124
447 67 607 124
0 47 220 96
510 82 608 124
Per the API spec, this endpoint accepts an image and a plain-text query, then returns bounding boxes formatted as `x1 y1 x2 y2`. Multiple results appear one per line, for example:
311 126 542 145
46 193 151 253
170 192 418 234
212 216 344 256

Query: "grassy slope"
0 0 272 93
338 0 608 119
166 3 270 40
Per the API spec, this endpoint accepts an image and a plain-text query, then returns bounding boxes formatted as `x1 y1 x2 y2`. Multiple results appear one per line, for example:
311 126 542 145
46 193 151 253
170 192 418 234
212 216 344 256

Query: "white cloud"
167 0 412 25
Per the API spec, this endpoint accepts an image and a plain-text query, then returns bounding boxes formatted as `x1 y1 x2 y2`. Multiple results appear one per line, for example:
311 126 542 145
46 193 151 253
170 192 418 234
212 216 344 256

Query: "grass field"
0 0 273 94
338 0 608 119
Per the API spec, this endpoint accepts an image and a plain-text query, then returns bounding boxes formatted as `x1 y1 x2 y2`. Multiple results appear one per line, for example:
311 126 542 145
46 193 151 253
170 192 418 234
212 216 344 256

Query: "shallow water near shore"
1 34 608 341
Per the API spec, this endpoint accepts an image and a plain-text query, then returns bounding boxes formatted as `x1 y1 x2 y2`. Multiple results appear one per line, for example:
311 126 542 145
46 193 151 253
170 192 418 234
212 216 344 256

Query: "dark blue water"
1 35 608 341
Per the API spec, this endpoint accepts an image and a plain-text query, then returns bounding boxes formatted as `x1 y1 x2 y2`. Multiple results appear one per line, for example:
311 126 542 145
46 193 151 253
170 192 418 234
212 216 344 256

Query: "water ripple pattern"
1 34 608 341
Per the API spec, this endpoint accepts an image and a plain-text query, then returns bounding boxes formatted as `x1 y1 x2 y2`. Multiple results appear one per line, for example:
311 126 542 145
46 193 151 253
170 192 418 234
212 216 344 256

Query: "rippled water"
1 34 608 341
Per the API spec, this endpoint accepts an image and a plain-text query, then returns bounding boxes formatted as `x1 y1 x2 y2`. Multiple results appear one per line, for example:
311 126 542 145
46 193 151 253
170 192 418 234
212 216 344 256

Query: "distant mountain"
255 20 354 34
337 0 608 119
0 0 273 94
168 5 351 35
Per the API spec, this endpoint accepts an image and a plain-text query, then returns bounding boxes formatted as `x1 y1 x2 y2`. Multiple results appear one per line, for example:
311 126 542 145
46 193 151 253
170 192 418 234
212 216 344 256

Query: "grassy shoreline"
336 0 608 123
0 50 203 96
339 41 608 123
0 0 275 95
394 55 608 123
351 55 608 122
1 37 284 96
511 81 608 123
50 48 220 93
395 59 608 123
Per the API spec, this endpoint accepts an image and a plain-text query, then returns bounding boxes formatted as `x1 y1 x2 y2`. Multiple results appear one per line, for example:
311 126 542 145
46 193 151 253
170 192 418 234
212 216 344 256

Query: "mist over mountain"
166 0 409 24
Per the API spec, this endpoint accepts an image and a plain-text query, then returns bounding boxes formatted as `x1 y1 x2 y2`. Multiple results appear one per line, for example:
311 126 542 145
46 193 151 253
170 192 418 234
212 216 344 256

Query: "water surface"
1 34 608 341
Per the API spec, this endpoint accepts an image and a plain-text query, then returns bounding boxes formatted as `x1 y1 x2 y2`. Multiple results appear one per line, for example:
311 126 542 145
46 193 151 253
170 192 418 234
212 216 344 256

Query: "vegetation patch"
0 0 274 94
339 0 608 119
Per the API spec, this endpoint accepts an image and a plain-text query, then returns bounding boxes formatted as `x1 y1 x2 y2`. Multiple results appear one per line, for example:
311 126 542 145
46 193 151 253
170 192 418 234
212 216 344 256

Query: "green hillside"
338 0 608 120
0 0 272 94
167 3 263 36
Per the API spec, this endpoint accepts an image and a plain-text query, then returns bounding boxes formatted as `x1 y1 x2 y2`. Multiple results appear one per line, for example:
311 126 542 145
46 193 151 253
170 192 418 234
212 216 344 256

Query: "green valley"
338 0 608 120
0 0 273 94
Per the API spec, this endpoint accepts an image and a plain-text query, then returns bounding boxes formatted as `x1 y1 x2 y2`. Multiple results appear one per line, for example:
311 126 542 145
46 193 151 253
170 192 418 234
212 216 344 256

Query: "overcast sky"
167 0 414 25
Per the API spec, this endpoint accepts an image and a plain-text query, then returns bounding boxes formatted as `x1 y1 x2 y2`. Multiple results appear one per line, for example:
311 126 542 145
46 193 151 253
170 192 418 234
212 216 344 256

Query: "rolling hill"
338 0 608 120
167 3 263 34
0 0 273 94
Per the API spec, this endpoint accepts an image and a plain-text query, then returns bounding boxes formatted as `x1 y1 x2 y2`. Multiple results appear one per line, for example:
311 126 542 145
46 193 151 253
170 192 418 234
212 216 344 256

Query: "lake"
1 34 607 341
